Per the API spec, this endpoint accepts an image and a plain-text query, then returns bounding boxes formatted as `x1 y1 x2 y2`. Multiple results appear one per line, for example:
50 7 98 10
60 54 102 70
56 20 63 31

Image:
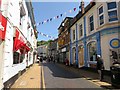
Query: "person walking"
96 55 104 81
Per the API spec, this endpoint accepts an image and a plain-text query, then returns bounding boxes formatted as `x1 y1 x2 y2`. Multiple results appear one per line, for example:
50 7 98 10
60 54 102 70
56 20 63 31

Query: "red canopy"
13 29 31 53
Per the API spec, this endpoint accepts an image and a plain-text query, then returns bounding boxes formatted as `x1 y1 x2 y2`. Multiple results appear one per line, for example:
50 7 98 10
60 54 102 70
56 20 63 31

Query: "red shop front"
13 27 30 64
13 28 30 53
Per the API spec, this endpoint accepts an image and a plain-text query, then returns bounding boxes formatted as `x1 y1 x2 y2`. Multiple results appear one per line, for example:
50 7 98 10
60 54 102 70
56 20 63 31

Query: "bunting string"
34 7 79 27
38 31 56 39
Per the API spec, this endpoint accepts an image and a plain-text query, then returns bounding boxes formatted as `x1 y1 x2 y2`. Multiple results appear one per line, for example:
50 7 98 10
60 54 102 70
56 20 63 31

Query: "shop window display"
88 42 97 61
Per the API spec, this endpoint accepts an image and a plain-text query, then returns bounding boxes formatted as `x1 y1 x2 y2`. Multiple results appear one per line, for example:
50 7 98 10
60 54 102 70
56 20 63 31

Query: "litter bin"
110 64 120 88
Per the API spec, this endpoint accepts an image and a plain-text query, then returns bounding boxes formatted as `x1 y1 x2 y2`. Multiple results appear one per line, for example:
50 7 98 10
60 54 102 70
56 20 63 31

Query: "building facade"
58 17 73 63
0 0 37 89
37 45 47 58
70 1 120 70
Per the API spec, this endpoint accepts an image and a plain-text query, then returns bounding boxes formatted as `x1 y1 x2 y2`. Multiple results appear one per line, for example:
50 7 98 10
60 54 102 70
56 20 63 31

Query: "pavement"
10 61 118 89
11 63 41 89
57 63 115 89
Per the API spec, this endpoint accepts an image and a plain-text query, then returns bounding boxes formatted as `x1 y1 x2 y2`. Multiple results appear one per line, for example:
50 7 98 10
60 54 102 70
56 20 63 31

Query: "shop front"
78 45 84 68
101 28 120 70
61 47 66 63
0 12 7 89
13 27 30 65
87 41 97 68
72 47 76 65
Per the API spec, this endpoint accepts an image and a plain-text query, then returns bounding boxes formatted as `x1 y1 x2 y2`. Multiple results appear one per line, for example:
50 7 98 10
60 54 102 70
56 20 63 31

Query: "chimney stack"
81 0 84 14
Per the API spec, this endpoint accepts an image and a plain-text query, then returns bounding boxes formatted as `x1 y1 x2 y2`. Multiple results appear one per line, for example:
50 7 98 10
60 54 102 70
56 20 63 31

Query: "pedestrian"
96 55 104 81
40 57 43 62
65 58 69 66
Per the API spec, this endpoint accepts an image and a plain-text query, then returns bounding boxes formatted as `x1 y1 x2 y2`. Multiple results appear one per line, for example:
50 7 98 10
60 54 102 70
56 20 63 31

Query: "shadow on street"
42 61 82 79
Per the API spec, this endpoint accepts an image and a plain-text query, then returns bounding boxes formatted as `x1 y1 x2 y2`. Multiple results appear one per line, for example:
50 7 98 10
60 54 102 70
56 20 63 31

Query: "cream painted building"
70 1 120 70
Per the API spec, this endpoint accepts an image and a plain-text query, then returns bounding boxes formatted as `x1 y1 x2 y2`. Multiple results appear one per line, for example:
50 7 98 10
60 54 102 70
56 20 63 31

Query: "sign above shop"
110 38 120 48
0 13 7 40
62 47 66 52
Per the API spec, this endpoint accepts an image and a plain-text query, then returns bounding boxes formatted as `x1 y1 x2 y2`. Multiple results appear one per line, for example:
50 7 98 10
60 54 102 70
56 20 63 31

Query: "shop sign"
62 48 66 52
110 38 120 48
0 13 7 40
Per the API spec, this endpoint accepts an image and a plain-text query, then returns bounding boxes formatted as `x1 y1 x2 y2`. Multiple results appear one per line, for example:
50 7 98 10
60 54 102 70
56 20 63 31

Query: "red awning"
24 44 31 53
13 29 31 53
0 12 7 40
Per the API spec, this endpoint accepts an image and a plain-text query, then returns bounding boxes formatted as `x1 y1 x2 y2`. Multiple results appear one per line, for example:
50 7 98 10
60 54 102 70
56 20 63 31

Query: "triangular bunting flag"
50 18 52 21
74 8 76 11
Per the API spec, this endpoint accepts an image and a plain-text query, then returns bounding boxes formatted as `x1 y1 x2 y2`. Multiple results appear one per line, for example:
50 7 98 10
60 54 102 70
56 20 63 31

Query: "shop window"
13 51 25 64
88 42 97 61
79 24 83 37
98 6 104 25
89 15 94 32
13 52 20 64
107 2 118 22
13 38 25 64
20 54 25 63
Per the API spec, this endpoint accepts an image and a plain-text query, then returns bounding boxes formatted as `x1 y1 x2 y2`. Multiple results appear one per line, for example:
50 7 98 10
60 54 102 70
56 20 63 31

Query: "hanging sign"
110 38 120 48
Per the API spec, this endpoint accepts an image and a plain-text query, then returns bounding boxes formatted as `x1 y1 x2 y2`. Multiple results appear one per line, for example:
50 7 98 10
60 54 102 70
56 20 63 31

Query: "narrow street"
41 61 101 88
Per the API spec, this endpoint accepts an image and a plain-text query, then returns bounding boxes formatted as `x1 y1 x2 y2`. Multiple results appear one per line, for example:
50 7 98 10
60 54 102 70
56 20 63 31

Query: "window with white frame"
89 15 94 32
73 30 75 41
107 2 118 22
98 6 104 25
79 24 83 37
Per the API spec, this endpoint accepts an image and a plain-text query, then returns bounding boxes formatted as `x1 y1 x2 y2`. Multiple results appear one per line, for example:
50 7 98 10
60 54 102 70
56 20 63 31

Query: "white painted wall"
101 32 118 70
2 0 36 83
0 40 4 89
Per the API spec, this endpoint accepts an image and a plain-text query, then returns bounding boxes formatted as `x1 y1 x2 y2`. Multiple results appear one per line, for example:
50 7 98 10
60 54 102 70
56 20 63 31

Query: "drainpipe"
70 28 72 65
83 16 88 67
75 24 78 67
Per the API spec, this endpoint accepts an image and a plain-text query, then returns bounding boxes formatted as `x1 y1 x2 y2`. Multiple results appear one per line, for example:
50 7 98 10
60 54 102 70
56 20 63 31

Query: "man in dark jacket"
96 55 104 81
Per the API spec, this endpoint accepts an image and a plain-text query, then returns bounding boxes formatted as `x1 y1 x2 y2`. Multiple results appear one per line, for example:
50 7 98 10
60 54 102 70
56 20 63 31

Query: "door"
78 46 84 67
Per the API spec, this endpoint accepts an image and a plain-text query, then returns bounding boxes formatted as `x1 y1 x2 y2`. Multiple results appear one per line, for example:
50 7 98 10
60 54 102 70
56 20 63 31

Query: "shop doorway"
78 45 84 68
87 41 97 68
109 48 120 66
72 47 76 65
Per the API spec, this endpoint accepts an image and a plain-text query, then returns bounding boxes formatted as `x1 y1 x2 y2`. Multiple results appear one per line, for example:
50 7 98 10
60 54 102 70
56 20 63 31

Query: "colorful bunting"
50 18 52 21
38 31 56 39
36 6 79 26
57 16 59 18
60 14 63 17
74 8 76 11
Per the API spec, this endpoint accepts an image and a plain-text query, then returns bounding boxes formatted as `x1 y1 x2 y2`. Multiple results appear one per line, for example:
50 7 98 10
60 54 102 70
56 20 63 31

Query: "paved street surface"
42 61 102 88
10 61 117 89
11 63 41 89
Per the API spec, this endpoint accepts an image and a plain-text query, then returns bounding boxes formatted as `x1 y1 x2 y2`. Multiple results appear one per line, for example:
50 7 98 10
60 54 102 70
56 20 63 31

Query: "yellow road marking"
42 66 46 89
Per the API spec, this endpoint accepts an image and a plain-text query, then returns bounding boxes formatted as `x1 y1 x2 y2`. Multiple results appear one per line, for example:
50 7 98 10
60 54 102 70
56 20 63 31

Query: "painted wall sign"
110 38 120 48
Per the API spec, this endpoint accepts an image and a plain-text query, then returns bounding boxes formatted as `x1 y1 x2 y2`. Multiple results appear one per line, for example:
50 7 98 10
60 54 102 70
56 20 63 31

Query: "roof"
70 2 96 28
58 17 73 30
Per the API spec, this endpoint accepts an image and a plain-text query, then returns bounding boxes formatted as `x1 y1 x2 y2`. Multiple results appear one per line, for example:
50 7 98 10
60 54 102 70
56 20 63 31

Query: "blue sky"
32 2 89 41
